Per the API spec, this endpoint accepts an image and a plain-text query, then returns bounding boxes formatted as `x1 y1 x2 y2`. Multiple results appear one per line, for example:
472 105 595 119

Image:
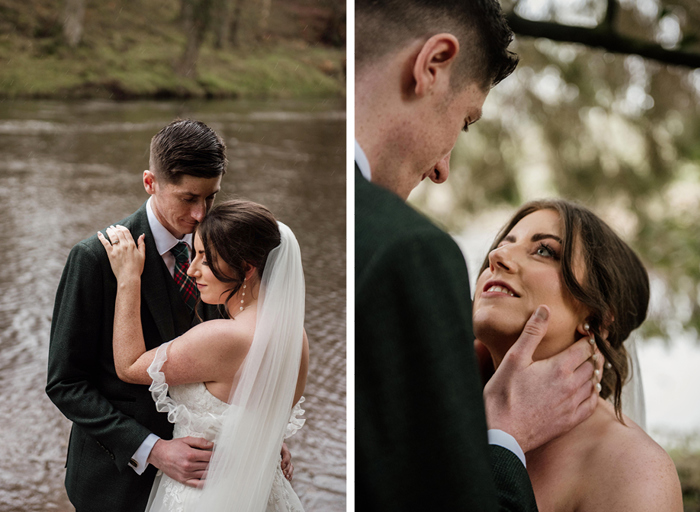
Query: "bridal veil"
197 221 306 511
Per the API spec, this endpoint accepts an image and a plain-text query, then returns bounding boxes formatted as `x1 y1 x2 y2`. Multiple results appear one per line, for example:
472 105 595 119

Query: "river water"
0 99 346 511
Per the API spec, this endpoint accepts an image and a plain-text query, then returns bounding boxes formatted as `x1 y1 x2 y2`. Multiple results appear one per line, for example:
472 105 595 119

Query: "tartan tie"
170 242 198 312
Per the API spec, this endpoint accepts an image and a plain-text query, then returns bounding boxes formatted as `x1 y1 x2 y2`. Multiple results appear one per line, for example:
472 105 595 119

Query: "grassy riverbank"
673 450 700 511
0 0 345 100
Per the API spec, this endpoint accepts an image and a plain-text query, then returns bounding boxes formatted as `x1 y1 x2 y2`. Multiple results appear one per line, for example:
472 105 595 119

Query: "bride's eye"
536 243 559 259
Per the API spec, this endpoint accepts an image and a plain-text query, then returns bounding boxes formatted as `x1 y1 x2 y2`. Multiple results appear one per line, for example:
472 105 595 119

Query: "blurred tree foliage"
412 0 700 340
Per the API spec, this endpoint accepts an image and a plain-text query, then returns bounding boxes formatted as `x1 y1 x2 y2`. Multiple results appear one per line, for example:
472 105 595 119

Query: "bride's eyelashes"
535 242 560 260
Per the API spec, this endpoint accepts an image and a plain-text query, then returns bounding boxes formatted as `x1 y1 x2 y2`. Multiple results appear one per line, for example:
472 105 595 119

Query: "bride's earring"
583 322 596 347
584 322 602 393
240 279 247 312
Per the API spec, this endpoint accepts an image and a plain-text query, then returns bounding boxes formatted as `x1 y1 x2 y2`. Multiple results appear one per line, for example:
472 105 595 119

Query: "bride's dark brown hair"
479 199 649 422
195 199 281 317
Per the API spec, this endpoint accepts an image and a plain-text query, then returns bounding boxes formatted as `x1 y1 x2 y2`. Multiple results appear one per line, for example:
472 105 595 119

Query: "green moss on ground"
0 0 345 99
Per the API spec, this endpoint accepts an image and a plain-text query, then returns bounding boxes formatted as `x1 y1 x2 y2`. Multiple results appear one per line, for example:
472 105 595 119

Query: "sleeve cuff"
487 429 526 468
129 433 160 475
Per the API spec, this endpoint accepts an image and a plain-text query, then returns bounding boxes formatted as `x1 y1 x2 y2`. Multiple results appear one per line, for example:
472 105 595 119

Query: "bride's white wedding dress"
144 342 306 512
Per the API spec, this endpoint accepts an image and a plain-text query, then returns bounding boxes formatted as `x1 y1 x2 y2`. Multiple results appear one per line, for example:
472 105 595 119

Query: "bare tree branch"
604 0 617 28
506 11 700 68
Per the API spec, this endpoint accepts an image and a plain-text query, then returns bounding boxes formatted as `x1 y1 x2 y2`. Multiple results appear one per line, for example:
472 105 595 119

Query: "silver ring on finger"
112 240 120 245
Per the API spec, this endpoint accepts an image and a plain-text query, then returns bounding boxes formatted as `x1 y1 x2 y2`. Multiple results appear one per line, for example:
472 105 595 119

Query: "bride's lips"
482 280 520 298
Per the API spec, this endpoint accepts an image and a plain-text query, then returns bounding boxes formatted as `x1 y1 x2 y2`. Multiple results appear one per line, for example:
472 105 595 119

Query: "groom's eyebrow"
182 189 221 198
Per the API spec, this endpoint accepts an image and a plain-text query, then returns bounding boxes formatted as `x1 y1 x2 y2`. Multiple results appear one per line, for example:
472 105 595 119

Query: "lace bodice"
168 382 229 440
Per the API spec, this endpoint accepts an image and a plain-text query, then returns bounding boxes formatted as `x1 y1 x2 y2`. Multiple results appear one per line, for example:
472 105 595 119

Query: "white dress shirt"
355 139 526 468
355 139 372 181
129 197 194 474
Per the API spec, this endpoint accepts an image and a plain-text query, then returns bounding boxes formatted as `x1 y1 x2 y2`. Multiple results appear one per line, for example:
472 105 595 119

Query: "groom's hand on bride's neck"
483 305 604 454
147 437 214 488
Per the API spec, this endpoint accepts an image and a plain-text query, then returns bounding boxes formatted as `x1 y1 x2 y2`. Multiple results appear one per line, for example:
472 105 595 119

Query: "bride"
473 199 682 511
98 199 308 511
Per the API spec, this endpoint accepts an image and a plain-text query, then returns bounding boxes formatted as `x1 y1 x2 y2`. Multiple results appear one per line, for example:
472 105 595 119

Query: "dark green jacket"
46 202 219 512
356 168 537 511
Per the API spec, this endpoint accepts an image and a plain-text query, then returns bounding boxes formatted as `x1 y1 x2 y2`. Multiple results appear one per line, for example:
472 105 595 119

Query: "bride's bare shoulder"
584 401 682 512
174 315 256 358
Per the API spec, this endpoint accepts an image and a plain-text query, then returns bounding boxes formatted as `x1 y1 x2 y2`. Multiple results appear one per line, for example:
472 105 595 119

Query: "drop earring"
584 323 595 346
240 279 247 312
585 322 602 393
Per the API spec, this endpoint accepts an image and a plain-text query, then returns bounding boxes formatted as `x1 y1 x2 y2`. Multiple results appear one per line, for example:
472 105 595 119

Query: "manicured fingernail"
535 306 548 321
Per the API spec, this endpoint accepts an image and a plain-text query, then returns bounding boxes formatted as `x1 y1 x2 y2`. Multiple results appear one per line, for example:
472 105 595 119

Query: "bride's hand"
97 225 145 283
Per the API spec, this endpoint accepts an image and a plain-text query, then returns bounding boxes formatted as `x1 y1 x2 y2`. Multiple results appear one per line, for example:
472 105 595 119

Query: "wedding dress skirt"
144 343 306 512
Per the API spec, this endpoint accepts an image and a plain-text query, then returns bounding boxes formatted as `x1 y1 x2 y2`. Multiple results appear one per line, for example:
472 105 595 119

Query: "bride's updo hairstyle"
195 199 281 316
479 199 650 421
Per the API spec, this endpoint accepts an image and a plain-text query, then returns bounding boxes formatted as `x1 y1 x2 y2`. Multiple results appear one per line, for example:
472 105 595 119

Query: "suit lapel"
130 204 177 347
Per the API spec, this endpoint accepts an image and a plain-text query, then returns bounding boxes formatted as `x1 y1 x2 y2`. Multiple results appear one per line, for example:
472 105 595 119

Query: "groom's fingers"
552 336 596 376
182 436 214 451
572 381 600 426
505 305 550 363
188 471 209 489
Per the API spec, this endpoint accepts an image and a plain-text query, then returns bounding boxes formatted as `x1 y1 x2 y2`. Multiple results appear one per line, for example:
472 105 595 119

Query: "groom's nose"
190 202 207 223
429 152 451 184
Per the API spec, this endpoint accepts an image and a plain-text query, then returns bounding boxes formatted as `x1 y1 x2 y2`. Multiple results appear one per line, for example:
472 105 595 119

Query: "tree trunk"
230 0 242 47
63 0 86 48
176 0 214 78
214 0 232 49
258 0 271 38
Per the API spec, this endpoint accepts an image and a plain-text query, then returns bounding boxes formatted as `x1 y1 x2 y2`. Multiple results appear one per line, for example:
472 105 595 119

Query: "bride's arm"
99 225 250 387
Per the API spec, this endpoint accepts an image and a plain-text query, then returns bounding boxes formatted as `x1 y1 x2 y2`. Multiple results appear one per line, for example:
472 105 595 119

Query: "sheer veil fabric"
621 335 646 431
199 221 305 511
148 222 306 512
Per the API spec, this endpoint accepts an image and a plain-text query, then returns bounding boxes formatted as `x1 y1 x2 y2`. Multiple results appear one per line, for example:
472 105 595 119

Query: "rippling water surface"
0 99 346 511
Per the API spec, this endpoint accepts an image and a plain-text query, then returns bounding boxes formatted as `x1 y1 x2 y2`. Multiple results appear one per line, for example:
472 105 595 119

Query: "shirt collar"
146 197 193 256
355 140 372 181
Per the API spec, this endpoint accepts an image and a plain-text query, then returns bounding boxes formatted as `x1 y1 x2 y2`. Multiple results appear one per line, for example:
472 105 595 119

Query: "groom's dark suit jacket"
46 202 220 512
356 168 538 511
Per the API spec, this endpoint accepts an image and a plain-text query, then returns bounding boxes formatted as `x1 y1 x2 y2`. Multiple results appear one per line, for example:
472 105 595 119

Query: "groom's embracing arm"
46 238 152 472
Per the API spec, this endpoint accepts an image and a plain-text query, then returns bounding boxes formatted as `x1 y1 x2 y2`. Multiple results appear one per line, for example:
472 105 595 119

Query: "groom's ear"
143 170 156 195
412 33 460 98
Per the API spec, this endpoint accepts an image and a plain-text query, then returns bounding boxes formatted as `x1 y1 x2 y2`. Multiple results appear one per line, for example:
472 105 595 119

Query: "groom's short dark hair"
149 119 227 183
356 0 518 90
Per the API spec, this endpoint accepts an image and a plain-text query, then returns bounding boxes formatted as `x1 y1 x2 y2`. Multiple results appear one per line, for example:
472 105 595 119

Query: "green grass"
0 0 345 99
671 450 700 511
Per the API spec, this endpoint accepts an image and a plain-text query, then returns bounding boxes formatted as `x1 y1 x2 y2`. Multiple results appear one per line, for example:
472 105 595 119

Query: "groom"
48 120 228 511
356 1 602 510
